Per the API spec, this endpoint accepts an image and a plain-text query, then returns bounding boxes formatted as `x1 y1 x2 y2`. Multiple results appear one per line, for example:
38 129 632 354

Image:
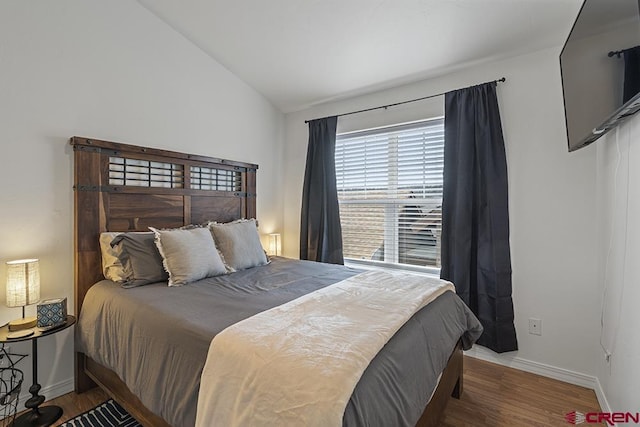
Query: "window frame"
335 117 444 275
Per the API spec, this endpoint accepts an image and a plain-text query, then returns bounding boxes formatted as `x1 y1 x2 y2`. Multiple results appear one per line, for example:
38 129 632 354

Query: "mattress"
76 257 482 427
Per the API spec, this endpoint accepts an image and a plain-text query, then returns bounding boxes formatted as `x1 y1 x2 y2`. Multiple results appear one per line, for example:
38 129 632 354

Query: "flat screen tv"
561 0 640 152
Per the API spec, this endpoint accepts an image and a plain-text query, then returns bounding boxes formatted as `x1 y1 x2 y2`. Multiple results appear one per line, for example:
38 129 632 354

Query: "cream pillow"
208 219 268 271
99 232 130 282
150 227 227 286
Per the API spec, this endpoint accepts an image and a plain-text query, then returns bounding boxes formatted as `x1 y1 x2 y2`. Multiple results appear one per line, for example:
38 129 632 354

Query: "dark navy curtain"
300 117 344 265
623 46 640 103
440 82 518 353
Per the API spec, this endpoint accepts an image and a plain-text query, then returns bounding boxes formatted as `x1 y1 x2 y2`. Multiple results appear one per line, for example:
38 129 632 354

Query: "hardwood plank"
51 387 109 425
41 357 602 427
440 357 604 427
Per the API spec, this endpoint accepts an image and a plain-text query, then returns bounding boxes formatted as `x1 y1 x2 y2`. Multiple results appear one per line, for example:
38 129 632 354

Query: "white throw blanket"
195 270 455 427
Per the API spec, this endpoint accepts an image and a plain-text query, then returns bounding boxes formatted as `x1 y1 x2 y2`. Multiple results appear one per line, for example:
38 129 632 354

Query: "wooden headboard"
72 136 257 318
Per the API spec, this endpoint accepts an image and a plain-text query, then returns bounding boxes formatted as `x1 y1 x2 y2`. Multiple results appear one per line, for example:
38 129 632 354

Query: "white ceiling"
138 0 582 113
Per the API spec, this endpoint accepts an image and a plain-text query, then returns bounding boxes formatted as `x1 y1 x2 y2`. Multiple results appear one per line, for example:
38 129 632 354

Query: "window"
335 118 444 271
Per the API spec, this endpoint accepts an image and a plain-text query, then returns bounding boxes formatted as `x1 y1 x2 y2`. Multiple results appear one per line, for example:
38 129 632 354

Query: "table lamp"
6 258 40 332
268 233 281 257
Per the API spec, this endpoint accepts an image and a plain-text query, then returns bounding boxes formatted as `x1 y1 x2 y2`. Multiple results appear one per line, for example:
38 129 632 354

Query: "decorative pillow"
208 219 268 271
110 232 168 288
150 227 227 286
99 232 129 282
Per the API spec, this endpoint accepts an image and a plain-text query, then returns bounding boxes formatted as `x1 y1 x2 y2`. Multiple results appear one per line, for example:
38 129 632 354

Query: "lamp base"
8 316 37 331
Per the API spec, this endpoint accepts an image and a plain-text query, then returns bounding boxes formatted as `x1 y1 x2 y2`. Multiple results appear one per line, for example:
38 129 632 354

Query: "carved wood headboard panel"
71 136 258 316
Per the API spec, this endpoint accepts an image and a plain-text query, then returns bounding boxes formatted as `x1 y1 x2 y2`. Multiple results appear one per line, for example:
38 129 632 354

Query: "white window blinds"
335 118 444 270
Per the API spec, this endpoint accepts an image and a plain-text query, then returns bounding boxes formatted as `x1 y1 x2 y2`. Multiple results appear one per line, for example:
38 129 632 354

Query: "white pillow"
208 219 268 271
150 227 227 286
99 232 130 282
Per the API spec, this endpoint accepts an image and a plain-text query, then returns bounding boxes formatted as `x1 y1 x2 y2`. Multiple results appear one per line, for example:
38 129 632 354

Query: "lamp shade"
6 259 40 308
268 233 281 257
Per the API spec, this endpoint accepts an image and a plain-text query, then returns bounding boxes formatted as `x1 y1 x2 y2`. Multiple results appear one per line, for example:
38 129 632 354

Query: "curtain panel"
440 82 518 353
623 46 640 103
300 117 344 265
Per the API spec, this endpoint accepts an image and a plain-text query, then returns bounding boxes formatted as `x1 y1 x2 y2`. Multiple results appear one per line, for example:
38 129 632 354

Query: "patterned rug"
59 399 141 427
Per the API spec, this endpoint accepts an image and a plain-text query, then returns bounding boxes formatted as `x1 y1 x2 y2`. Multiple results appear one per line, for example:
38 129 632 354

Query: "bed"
72 136 482 427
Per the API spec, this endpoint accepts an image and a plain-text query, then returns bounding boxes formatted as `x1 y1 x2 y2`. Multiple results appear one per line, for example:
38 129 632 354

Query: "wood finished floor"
42 357 602 427
440 357 602 427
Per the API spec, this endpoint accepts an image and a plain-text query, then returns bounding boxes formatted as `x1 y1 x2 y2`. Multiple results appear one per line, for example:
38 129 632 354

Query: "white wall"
595 117 640 413
0 0 283 400
283 47 601 379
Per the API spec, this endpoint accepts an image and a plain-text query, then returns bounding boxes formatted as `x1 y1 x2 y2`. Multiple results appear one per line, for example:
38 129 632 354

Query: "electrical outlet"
528 318 542 336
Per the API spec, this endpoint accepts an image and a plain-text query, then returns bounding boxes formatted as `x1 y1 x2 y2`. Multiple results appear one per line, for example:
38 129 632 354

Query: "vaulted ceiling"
139 0 582 112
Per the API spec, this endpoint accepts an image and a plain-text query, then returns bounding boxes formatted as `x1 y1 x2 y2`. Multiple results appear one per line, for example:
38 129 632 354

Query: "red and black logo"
565 411 640 425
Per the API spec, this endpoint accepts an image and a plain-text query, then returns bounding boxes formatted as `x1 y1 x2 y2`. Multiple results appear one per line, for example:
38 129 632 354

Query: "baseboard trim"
593 376 612 413
18 377 74 408
465 346 597 391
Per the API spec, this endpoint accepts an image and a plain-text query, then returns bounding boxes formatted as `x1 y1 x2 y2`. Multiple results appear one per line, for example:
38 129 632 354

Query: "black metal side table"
0 315 76 427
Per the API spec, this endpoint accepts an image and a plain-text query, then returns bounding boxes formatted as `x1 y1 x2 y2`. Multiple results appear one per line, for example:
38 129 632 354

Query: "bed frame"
72 136 462 427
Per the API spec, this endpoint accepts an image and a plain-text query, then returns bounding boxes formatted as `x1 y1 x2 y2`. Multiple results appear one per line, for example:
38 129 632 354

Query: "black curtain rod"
608 45 640 58
304 77 506 124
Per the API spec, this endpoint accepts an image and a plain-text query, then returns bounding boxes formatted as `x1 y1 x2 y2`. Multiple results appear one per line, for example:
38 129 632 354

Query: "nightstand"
0 315 76 427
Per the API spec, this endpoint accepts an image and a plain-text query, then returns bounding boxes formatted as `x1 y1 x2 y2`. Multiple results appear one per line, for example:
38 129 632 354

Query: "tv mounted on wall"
561 0 640 152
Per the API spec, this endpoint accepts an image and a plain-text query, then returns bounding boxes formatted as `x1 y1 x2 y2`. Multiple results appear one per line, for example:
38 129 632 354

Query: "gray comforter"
77 257 482 427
